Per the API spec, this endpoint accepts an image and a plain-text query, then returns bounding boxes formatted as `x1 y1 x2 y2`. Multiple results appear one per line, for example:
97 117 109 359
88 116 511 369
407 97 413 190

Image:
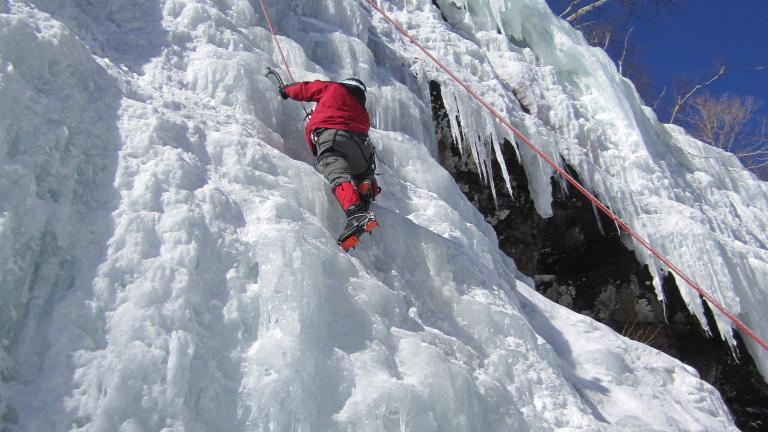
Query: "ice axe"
265 67 286 88
266 67 312 121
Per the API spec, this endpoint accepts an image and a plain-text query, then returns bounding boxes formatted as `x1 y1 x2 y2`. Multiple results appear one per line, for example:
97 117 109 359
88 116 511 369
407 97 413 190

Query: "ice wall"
413 0 768 375
0 0 754 430
0 6 123 423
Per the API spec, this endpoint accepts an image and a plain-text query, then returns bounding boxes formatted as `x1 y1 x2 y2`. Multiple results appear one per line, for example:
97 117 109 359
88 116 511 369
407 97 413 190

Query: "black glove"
278 86 288 100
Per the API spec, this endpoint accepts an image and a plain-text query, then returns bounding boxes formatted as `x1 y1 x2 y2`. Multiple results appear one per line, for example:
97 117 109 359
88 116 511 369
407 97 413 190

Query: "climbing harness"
313 129 376 179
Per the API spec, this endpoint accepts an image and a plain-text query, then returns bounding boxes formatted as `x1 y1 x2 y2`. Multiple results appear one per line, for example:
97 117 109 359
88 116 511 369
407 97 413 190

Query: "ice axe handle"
265 67 286 88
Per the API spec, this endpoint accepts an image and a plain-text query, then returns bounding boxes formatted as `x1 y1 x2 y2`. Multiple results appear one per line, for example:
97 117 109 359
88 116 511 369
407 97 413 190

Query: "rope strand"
257 0 309 117
363 0 768 352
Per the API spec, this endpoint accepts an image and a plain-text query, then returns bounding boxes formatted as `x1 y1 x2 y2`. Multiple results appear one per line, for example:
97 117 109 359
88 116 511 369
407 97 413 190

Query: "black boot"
338 204 377 251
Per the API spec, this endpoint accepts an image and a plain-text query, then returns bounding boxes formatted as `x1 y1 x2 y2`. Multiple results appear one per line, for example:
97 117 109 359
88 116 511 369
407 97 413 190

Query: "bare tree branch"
565 0 615 23
736 149 768 158
748 161 768 169
669 65 726 124
618 26 636 76
677 92 768 175
560 0 587 18
652 85 667 110
558 0 684 28
577 22 613 48
574 20 598 30
603 31 612 49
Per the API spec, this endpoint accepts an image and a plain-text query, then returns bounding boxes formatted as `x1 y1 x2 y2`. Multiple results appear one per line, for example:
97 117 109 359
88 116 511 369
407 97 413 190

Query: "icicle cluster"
0 0 758 430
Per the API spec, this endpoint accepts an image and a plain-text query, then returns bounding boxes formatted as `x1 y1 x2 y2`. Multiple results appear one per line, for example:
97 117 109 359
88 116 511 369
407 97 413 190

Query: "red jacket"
283 81 370 155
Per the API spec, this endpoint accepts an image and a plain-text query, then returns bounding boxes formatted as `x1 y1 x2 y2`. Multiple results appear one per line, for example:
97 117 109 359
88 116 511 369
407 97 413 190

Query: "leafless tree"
550 0 767 177
680 92 768 170
651 85 667 110
562 0 613 23
549 0 679 105
578 22 613 49
603 25 657 104
622 58 656 104
669 65 726 123
617 25 635 75
558 0 683 24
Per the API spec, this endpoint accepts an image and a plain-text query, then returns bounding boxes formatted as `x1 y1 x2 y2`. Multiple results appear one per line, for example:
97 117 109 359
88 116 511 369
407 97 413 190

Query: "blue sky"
633 0 768 116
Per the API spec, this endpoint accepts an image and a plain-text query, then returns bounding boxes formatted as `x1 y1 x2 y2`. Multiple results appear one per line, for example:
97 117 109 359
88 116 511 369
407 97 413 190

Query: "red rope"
258 0 296 81
364 0 768 352
257 0 309 114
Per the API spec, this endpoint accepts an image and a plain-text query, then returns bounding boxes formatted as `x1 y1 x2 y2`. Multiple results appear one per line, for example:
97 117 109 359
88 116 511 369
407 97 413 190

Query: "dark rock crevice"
428 80 768 431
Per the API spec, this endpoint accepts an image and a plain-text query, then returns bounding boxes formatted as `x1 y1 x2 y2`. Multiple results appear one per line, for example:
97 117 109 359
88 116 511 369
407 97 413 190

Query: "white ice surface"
420 0 768 376
0 0 759 430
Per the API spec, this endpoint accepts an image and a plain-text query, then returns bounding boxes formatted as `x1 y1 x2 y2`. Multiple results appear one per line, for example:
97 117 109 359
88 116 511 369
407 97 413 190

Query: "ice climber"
278 78 381 251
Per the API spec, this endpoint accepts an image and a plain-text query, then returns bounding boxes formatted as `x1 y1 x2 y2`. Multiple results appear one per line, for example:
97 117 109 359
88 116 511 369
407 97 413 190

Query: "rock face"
430 81 768 431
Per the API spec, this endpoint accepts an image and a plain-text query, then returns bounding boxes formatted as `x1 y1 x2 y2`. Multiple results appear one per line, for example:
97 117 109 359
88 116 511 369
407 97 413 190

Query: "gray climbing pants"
313 128 375 187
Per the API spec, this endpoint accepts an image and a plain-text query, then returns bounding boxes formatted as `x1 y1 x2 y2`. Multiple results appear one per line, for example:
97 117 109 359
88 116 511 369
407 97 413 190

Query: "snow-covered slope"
0 0 762 430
